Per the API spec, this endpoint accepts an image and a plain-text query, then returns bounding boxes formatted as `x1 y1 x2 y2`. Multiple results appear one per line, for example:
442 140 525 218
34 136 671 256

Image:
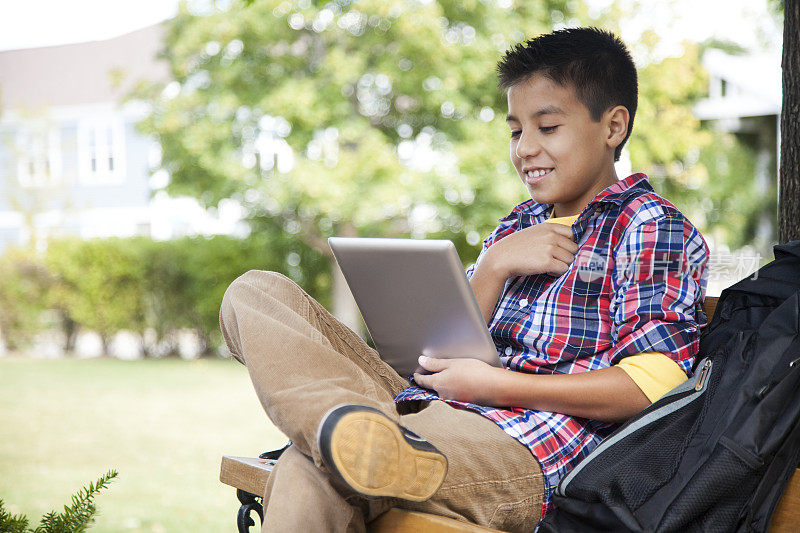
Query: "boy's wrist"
476 365 513 405
487 369 538 409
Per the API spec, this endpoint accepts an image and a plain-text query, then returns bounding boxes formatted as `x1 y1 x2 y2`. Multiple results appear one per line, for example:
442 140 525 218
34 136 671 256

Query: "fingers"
413 372 434 389
414 356 447 390
545 259 571 277
417 355 448 372
504 223 580 277
545 224 579 253
551 245 575 266
539 240 577 275
544 221 575 238
542 222 576 243
556 236 579 254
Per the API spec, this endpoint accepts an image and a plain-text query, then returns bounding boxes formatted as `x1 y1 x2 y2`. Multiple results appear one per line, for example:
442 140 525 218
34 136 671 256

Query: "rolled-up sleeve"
607 213 709 375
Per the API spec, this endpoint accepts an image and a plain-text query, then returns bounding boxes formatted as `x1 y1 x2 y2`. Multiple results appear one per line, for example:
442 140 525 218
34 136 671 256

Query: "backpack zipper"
694 359 712 391
755 354 800 399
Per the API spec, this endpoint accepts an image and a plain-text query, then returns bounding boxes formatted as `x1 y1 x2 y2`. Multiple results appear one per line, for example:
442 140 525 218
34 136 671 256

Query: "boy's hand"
483 222 578 279
412 356 504 404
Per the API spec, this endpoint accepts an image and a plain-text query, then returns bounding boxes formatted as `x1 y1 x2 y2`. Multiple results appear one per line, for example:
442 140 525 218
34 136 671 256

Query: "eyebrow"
506 105 566 122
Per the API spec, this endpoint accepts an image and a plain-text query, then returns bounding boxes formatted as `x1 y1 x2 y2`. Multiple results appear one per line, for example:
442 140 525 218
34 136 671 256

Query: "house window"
79 119 125 184
16 125 62 187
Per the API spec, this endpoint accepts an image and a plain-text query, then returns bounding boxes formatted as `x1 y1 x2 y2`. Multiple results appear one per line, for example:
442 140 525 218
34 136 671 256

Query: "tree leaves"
132 0 765 264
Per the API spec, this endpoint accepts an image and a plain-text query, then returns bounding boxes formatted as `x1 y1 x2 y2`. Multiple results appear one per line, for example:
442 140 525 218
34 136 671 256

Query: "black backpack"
539 240 800 533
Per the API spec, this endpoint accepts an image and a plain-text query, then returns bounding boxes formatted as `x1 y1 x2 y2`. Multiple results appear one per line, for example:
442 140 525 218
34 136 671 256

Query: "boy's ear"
605 105 629 149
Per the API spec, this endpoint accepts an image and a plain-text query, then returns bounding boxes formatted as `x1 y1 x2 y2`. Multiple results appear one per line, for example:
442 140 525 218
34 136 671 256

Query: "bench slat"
220 455 277 498
768 470 800 530
703 296 718 320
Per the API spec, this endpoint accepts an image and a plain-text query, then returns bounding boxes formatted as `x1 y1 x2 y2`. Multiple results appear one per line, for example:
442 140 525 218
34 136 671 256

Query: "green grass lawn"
0 357 288 532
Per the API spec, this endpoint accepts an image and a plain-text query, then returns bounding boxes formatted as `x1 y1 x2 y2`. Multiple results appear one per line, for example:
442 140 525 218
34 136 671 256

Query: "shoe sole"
319 407 448 501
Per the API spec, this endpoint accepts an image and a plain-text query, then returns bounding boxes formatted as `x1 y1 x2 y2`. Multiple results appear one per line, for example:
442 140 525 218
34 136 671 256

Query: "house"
694 48 782 240
0 23 242 253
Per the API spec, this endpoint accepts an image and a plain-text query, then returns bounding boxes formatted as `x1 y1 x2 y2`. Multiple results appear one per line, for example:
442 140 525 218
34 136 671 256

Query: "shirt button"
519 298 529 308
504 346 513 356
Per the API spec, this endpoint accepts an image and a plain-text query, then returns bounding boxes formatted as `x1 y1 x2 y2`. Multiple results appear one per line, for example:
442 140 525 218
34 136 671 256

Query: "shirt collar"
498 173 652 224
499 199 551 223
583 173 653 210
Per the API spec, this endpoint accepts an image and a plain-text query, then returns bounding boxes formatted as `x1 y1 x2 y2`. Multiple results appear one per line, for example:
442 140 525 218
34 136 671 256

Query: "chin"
526 187 557 205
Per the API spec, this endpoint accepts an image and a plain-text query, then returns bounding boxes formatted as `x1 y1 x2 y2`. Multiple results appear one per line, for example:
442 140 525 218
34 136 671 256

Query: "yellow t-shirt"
547 212 687 402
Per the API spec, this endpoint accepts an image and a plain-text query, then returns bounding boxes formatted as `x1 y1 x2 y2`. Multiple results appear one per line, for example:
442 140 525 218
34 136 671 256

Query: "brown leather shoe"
317 404 448 501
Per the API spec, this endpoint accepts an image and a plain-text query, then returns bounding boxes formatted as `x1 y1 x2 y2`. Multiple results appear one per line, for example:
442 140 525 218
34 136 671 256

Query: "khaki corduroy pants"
219 270 544 532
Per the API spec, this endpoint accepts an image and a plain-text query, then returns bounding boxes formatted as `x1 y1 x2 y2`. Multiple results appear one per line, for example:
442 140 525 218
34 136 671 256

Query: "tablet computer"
328 237 503 378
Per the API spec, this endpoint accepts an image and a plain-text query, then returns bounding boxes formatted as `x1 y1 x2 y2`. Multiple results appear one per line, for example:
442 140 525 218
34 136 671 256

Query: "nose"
514 130 541 160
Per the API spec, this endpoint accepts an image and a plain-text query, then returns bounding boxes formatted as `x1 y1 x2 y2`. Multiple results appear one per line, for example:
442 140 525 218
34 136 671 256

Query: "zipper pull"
695 360 712 391
756 356 800 399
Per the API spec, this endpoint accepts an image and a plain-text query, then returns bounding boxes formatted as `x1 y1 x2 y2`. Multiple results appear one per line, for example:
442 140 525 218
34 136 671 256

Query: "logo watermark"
571 250 762 282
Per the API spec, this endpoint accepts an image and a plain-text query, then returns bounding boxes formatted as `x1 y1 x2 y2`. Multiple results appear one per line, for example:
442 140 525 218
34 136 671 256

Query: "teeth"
527 169 551 178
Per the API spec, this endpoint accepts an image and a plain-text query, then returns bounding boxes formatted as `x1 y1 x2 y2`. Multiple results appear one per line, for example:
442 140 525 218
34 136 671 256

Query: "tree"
134 0 727 327
134 0 574 329
779 0 800 243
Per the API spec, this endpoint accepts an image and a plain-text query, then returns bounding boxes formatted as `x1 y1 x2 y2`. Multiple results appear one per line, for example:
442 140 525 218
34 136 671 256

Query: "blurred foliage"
131 0 770 267
694 127 776 249
133 0 582 266
0 248 50 350
2 1 775 351
0 234 327 355
46 238 148 351
633 39 777 250
0 470 117 533
629 42 711 173
769 0 785 14
140 227 329 354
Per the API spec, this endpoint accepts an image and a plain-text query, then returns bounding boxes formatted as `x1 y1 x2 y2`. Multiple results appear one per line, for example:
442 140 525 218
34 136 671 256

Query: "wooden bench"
219 296 800 531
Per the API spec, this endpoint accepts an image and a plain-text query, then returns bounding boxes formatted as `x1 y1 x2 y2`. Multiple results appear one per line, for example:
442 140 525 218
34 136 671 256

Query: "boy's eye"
540 125 558 133
510 130 521 139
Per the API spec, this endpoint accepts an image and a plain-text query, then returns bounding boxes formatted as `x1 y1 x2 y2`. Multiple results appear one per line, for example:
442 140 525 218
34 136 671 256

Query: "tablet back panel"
328 237 501 377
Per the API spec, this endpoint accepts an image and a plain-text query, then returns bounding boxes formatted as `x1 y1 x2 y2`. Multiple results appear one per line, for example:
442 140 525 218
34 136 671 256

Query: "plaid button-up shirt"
394 173 709 516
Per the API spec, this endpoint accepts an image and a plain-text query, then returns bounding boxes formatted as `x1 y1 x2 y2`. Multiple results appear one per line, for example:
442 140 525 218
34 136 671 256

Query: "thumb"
418 355 449 372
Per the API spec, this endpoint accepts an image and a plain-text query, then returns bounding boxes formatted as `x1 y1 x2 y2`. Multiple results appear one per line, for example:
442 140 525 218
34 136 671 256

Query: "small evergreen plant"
0 470 118 533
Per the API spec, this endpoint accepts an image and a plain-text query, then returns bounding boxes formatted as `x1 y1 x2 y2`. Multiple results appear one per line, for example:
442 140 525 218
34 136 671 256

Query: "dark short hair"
496 27 637 161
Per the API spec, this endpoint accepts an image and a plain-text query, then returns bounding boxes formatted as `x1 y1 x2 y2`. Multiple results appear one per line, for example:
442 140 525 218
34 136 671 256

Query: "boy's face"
506 73 621 217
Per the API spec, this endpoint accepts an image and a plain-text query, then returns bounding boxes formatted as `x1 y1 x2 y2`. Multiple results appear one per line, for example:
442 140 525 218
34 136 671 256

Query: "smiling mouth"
524 168 553 184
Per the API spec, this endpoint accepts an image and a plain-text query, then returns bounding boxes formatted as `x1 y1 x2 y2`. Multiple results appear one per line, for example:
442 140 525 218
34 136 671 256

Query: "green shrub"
46 238 147 354
156 231 329 355
0 470 118 533
0 247 51 351
0 229 331 356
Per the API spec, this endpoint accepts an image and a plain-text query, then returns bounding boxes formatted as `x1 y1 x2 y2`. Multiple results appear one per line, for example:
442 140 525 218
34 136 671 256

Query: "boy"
220 27 708 532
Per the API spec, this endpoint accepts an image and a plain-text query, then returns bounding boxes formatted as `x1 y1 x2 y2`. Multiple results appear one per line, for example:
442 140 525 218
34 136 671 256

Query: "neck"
552 167 619 218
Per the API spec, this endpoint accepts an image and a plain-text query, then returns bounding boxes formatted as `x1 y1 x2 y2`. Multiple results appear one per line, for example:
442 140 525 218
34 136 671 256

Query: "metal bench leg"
233 442 290 532
236 488 263 533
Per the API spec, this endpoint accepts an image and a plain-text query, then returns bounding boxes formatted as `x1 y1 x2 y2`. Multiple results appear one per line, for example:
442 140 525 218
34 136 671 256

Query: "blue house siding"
0 112 156 250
